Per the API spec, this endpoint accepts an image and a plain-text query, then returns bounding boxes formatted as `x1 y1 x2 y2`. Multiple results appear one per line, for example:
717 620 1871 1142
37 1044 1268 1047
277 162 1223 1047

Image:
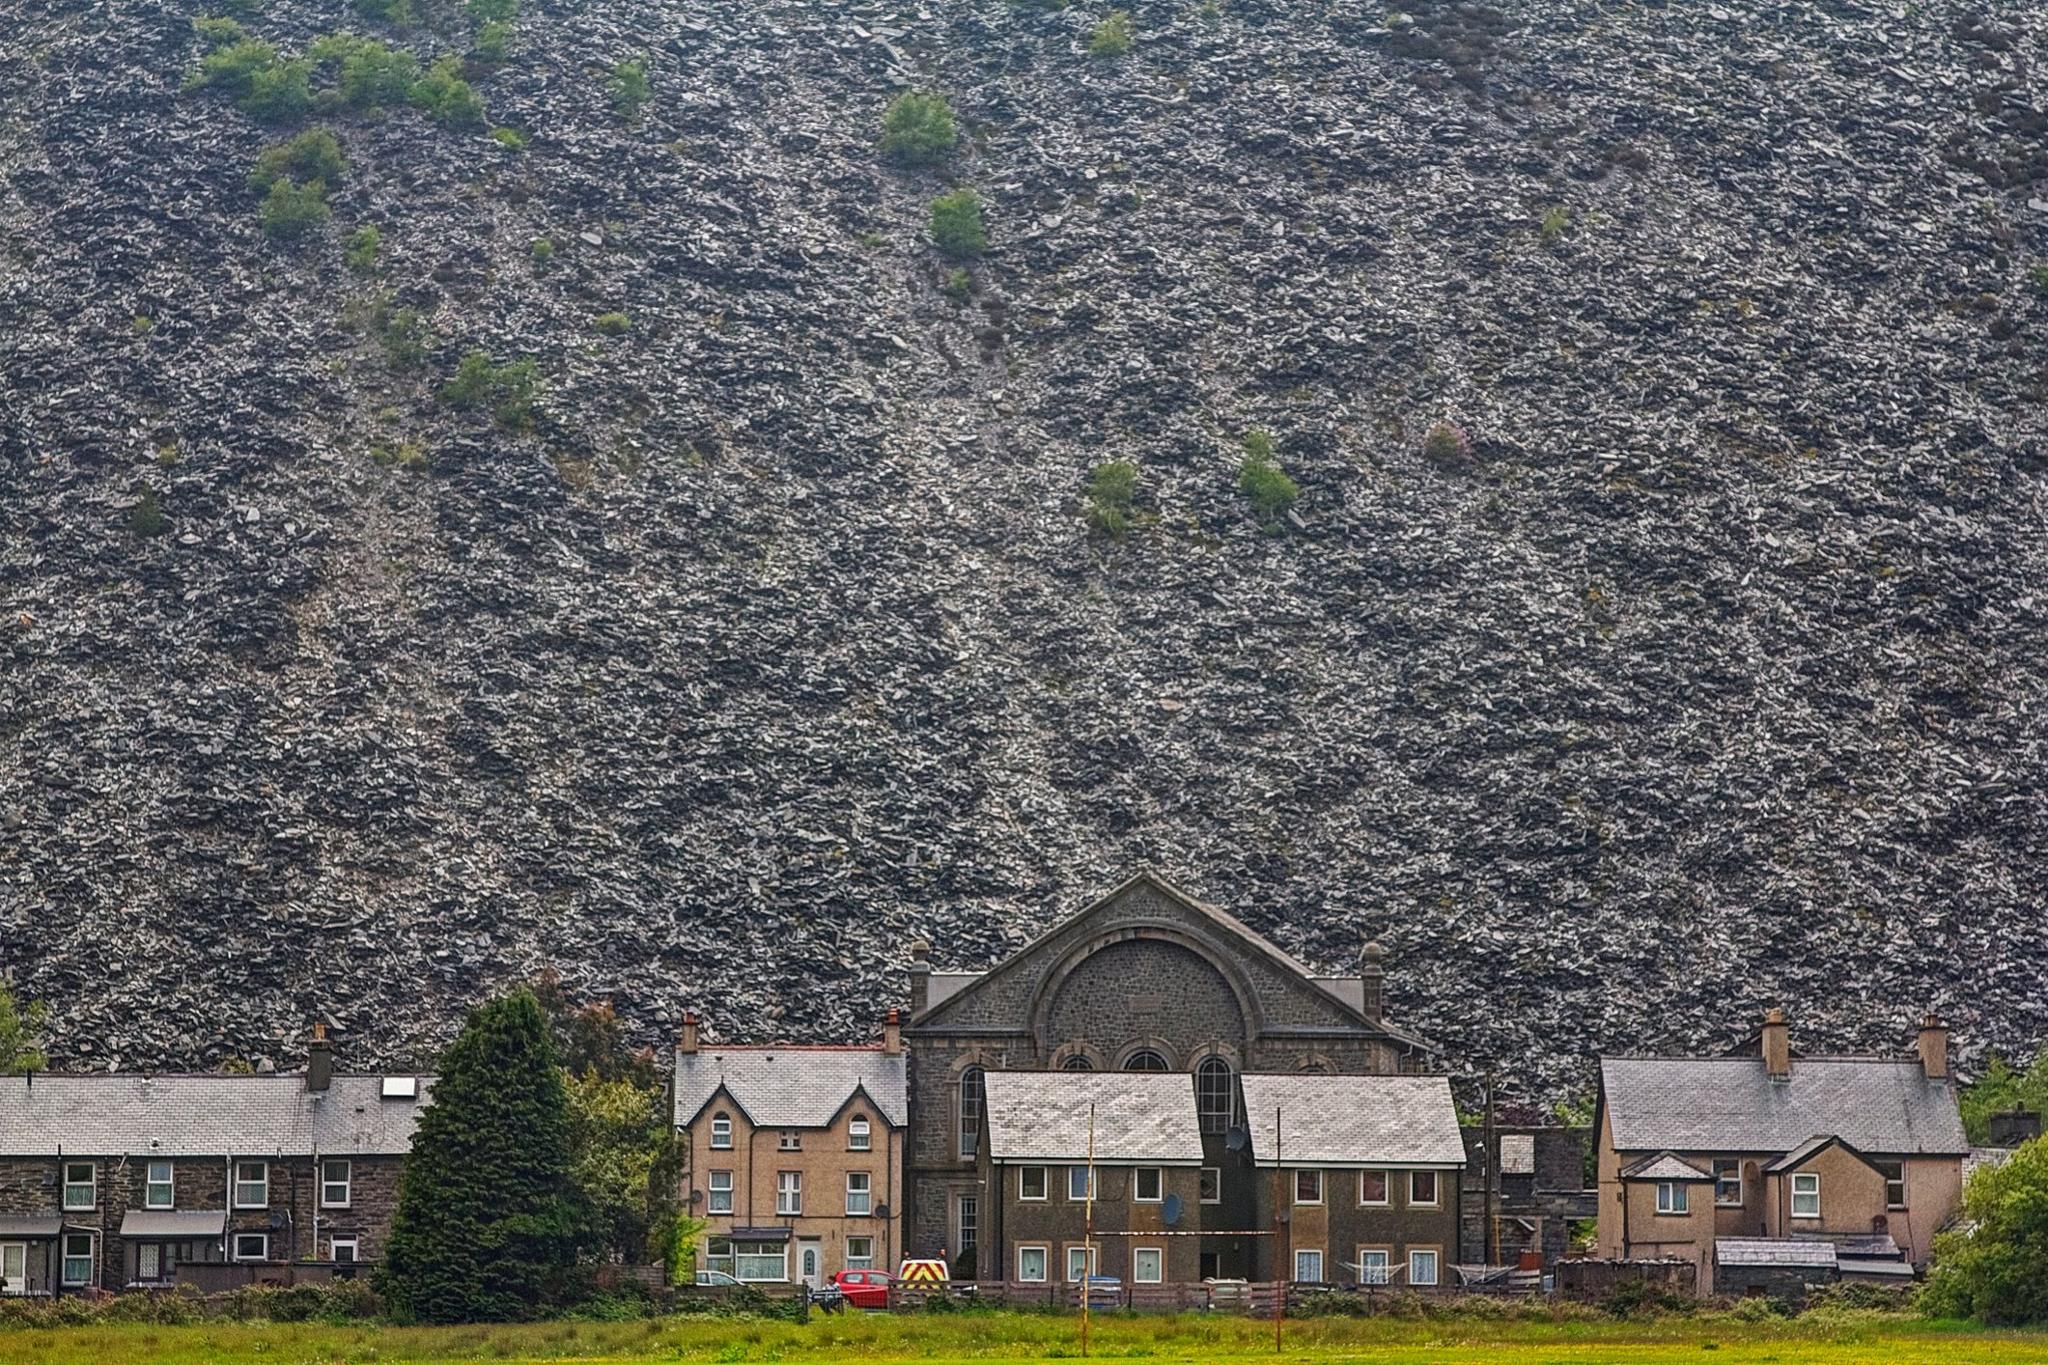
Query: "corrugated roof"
1240 1074 1466 1167
0 1074 434 1157
1716 1238 1838 1268
1618 1151 1715 1182
673 1047 906 1129
983 1071 1203 1164
1602 1056 1967 1156
119 1210 226 1238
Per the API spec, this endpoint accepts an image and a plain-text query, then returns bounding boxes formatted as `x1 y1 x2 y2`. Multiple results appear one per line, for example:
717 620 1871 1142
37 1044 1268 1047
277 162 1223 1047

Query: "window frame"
845 1171 873 1216
958 1067 985 1159
61 1232 94 1286
848 1115 871 1151
733 1239 788 1282
1874 1160 1906 1210
1063 1243 1098 1283
320 1157 352 1209
144 1159 174 1211
1713 1159 1743 1207
707 1169 734 1215
1790 1172 1821 1219
1019 1165 1048 1201
233 1160 269 1210
330 1236 358 1264
776 1170 802 1216
1655 1181 1689 1215
1121 1049 1169 1072
1198 1166 1221 1205
846 1235 874 1270
710 1112 733 1149
1132 1245 1164 1284
62 1161 95 1212
137 1242 164 1282
1133 1167 1163 1203
1067 1165 1096 1202
1293 1247 1324 1283
1357 1169 1389 1206
1408 1169 1440 1207
232 1232 269 1263
1408 1247 1440 1287
1293 1168 1323 1206
1356 1246 1391 1286
1016 1244 1048 1282
778 1130 802 1152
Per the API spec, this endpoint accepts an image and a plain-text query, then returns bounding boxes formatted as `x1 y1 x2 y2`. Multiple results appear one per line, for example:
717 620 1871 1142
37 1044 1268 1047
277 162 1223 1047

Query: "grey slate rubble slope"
0 0 2044 1096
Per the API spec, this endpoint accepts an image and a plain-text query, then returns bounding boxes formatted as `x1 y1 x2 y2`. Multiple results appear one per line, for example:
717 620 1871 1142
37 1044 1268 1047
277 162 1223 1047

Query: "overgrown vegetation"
371 302 431 369
490 125 527 151
1922 1137 2048 1324
531 236 555 265
185 39 312 123
441 350 540 430
880 91 958 166
1421 419 1472 465
353 0 418 29
371 440 428 472
249 127 346 191
127 485 169 537
1088 11 1134 58
609 57 650 120
929 189 987 258
0 983 48 1073
1540 205 1572 241
345 223 382 274
1237 429 1299 523
1083 460 1139 539
379 990 575 1324
411 55 485 128
1961 1051 2048 1142
593 312 632 336
307 34 420 111
259 177 331 239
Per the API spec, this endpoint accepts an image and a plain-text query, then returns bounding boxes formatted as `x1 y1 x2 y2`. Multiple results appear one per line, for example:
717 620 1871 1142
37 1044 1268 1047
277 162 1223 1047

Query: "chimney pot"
1917 1013 1949 1081
1761 1008 1791 1081
679 1012 700 1056
305 1024 333 1093
883 1008 902 1055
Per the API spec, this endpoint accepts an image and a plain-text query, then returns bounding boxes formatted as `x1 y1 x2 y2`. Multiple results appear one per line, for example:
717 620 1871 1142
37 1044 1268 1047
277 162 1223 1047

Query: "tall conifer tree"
379 989 575 1322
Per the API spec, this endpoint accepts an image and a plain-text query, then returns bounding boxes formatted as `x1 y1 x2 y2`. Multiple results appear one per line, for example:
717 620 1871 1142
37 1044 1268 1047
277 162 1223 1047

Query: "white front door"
798 1239 823 1289
0 1243 24 1294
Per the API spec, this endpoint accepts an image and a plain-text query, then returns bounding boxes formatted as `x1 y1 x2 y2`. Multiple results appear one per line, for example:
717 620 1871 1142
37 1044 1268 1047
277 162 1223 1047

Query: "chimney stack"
883 1008 902 1055
1917 1013 1949 1081
1359 940 1387 1022
679 1012 700 1056
908 939 932 1016
1761 1008 1791 1081
305 1023 332 1093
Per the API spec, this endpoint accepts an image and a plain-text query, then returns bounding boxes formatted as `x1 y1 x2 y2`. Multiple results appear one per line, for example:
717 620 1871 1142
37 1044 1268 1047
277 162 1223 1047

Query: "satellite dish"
1224 1126 1249 1152
875 1203 891 1220
1162 1193 1183 1227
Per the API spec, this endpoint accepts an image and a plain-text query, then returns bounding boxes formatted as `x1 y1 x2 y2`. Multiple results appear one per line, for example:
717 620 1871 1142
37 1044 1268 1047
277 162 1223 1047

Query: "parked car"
693 1270 741 1287
832 1268 895 1309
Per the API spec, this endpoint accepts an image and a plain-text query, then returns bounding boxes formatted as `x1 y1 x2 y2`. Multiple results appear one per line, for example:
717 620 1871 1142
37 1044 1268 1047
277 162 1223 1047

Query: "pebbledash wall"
899 872 1435 1268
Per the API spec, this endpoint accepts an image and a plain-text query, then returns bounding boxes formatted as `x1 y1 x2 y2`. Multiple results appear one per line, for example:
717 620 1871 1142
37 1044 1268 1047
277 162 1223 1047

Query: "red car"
831 1268 895 1309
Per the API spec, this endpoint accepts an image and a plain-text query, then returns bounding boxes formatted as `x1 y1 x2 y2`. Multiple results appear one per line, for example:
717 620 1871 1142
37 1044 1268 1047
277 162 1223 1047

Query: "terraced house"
0 1029 431 1295
907 870 1453 1282
1597 1009 1969 1296
672 1011 907 1288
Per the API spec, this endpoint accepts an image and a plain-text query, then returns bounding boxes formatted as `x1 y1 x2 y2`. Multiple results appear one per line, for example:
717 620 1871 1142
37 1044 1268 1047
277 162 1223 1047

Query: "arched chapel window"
1061 1054 1095 1071
1196 1056 1235 1132
1123 1050 1169 1072
958 1066 985 1158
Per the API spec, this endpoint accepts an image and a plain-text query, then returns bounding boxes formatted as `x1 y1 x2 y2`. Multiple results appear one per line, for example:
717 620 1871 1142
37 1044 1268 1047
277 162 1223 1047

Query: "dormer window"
710 1113 732 1149
1791 1172 1821 1218
848 1115 871 1151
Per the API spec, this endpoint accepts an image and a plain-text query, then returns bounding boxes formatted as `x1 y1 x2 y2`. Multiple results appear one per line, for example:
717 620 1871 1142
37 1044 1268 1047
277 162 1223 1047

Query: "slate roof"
1716 1238 1838 1269
673 1047 907 1129
1601 1056 1968 1156
1240 1074 1466 1168
0 1074 434 1157
982 1071 1204 1164
1618 1151 1716 1182
1762 1134 1870 1173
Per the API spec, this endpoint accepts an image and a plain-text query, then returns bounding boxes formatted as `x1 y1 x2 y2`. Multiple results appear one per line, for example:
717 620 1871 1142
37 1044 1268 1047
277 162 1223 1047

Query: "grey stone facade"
902 871 1442 1276
0 1152 405 1292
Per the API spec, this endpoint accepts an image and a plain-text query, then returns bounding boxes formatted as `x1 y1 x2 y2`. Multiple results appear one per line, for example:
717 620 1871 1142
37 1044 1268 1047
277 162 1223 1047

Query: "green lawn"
0 1312 2042 1365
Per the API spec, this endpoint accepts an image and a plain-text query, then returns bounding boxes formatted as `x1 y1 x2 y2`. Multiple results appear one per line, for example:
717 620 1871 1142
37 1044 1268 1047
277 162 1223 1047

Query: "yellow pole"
1082 1101 1095 1357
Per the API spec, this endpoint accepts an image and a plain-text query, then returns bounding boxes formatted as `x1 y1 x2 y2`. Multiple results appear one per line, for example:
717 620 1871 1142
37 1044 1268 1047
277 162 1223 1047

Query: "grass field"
0 1311 2043 1365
